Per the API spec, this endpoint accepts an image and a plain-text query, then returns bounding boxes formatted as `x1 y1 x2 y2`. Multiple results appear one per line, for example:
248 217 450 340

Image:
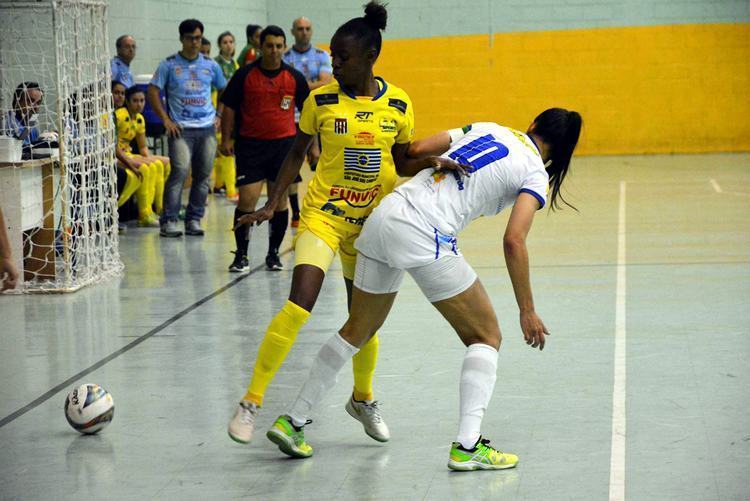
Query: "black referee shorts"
235 136 296 187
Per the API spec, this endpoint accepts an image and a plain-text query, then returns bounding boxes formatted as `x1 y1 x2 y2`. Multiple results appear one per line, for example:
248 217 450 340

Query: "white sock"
288 333 359 427
456 343 498 449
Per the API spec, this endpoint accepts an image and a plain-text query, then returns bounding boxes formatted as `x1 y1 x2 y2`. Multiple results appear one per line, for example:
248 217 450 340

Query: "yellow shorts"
293 214 361 280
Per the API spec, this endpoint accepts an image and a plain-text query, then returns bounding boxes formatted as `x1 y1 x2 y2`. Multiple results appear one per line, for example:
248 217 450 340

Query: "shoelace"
289 417 313 432
239 403 258 424
361 400 382 423
479 438 504 454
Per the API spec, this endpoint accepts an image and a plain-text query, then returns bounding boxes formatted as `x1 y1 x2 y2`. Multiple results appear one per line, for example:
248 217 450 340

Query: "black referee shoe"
228 252 249 273
265 253 283 271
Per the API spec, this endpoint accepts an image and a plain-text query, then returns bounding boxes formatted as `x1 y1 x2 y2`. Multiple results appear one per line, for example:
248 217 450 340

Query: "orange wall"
373 23 750 155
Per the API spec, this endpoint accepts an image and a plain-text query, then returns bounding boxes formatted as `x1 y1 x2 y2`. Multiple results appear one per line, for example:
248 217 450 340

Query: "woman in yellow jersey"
212 31 239 201
115 87 171 226
227 1 469 445
112 81 142 221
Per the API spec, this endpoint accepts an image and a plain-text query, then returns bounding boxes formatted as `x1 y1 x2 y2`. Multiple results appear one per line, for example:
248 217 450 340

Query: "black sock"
309 159 318 172
289 193 300 219
233 208 253 258
268 209 289 256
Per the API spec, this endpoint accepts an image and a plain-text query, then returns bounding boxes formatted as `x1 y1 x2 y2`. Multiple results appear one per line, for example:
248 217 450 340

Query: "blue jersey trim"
518 188 545 209
340 77 388 101
527 134 542 156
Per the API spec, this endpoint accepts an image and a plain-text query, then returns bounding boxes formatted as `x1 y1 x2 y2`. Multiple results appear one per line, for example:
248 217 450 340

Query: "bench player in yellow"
115 86 171 225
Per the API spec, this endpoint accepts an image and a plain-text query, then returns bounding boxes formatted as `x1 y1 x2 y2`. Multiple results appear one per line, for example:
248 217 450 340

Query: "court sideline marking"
609 181 627 501
0 248 292 429
710 178 750 197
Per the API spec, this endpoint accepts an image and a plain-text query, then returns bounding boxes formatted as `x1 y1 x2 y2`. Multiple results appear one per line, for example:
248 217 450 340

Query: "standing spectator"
2 82 42 146
0 205 20 291
148 19 227 237
111 35 136 88
200 37 212 57
220 25 309 271
283 16 333 227
213 31 240 201
237 24 262 66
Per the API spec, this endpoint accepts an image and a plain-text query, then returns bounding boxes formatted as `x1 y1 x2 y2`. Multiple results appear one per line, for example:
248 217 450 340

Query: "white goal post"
0 0 123 293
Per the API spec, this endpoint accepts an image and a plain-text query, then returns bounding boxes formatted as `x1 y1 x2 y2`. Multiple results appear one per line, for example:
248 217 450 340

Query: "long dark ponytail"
531 108 582 211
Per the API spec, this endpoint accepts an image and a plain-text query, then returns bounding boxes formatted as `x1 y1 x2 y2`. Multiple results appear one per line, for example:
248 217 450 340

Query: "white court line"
609 181 627 501
709 179 749 197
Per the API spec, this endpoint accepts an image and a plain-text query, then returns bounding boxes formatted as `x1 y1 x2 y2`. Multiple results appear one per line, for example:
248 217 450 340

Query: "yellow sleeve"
135 114 146 136
298 94 318 135
395 94 415 144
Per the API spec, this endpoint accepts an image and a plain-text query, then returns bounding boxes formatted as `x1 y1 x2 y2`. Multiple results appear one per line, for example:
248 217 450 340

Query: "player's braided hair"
334 1 388 56
531 108 582 211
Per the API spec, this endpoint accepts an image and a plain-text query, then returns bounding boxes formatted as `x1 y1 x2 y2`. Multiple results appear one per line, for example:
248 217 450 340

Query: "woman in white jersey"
264 108 583 471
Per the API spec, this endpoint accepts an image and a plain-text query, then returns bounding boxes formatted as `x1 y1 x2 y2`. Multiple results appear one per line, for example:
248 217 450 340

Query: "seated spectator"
115 86 168 227
111 81 142 231
3 82 43 146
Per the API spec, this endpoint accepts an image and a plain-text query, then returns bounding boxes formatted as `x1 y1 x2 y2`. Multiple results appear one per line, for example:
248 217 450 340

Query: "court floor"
0 154 748 500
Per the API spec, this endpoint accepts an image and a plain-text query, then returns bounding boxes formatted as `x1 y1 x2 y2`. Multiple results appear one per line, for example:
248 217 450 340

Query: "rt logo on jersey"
355 111 373 122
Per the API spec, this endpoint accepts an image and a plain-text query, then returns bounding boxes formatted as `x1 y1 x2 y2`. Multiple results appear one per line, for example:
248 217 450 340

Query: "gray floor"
1 154 748 500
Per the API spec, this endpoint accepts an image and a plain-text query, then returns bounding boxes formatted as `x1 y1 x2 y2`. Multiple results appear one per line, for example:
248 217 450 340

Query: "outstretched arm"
407 131 451 158
503 193 549 350
392 142 470 178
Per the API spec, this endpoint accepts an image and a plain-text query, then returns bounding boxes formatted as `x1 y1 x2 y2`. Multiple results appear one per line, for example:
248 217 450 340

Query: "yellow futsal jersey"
114 107 145 153
299 77 414 229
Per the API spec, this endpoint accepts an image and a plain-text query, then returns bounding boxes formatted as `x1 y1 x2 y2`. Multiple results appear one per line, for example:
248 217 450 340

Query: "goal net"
0 0 122 293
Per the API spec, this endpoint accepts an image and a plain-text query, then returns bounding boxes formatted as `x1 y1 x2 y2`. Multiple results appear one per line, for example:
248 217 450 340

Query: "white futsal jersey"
396 122 549 237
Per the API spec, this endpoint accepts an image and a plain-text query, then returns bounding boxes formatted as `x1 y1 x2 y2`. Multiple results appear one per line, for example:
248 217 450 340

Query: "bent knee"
459 327 502 350
339 319 375 349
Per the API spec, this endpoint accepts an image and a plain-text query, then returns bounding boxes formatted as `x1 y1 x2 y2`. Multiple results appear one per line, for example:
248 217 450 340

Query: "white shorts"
353 193 478 303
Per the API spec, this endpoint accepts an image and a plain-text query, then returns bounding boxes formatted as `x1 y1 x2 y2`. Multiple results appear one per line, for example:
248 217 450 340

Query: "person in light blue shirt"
111 35 135 88
148 19 227 237
282 17 333 226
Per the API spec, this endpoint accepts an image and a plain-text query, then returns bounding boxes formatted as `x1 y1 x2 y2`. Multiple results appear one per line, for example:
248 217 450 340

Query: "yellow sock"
118 169 141 207
152 160 165 214
222 156 237 197
352 333 379 402
244 300 311 406
135 163 154 218
212 156 224 190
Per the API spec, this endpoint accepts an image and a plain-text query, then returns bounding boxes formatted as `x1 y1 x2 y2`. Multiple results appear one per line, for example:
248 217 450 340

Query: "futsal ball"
64 384 115 434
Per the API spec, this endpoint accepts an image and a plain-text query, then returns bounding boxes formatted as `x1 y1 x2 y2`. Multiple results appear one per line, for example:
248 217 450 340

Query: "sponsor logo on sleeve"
388 98 407 113
315 93 339 106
